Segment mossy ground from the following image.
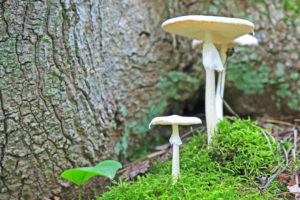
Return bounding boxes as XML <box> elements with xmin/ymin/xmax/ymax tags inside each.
<box><xmin>98</xmin><ymin>118</ymin><xmax>292</xmax><ymax>199</ymax></box>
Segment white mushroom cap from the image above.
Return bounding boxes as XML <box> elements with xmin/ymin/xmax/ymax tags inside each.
<box><xmin>192</xmin><ymin>34</ymin><xmax>258</xmax><ymax>49</ymax></box>
<box><xmin>162</xmin><ymin>15</ymin><xmax>254</xmax><ymax>44</ymax></box>
<box><xmin>233</xmin><ymin>34</ymin><xmax>258</xmax><ymax>46</ymax></box>
<box><xmin>149</xmin><ymin>115</ymin><xmax>202</xmax><ymax>128</ymax></box>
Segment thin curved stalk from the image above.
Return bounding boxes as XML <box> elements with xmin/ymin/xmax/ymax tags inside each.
<box><xmin>216</xmin><ymin>45</ymin><xmax>227</xmax><ymax>121</ymax></box>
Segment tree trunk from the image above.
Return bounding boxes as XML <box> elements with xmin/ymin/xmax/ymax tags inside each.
<box><xmin>0</xmin><ymin>0</ymin><xmax>299</xmax><ymax>199</ymax></box>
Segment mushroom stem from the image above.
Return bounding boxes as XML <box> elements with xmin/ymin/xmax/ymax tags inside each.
<box><xmin>172</xmin><ymin>144</ymin><xmax>180</xmax><ymax>182</ymax></box>
<box><xmin>202</xmin><ymin>33</ymin><xmax>223</xmax><ymax>146</ymax></box>
<box><xmin>205</xmin><ymin>68</ymin><xmax>217</xmax><ymax>145</ymax></box>
<box><xmin>170</xmin><ymin>124</ymin><xmax>181</xmax><ymax>183</ymax></box>
<box><xmin>216</xmin><ymin>45</ymin><xmax>227</xmax><ymax>121</ymax></box>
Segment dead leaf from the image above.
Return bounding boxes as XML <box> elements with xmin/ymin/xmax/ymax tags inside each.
<box><xmin>155</xmin><ymin>143</ymin><xmax>170</xmax><ymax>151</ymax></box>
<box><xmin>279</xmin><ymin>173</ymin><xmax>290</xmax><ymax>183</ymax></box>
<box><xmin>120</xmin><ymin>160</ymin><xmax>150</xmax><ymax>180</ymax></box>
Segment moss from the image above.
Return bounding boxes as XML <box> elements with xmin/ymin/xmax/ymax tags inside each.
<box><xmin>4</xmin><ymin>10</ymin><xmax>10</xmax><ymax>22</ymax></box>
<box><xmin>114</xmin><ymin>101</ymin><xmax>168</xmax><ymax>157</ymax></box>
<box><xmin>100</xmin><ymin>119</ymin><xmax>288</xmax><ymax>199</ymax></box>
<box><xmin>114</xmin><ymin>124</ymin><xmax>130</xmax><ymax>156</ymax></box>
<box><xmin>0</xmin><ymin>37</ymin><xmax>22</xmax><ymax>80</ymax></box>
<box><xmin>283</xmin><ymin>0</ymin><xmax>300</xmax><ymax>17</ymax></box>
<box><xmin>127</xmin><ymin>71</ymin><xmax>200</xmax><ymax>139</ymax></box>
<box><xmin>115</xmin><ymin>101</ymin><xmax>167</xmax><ymax>156</ymax></box>
<box><xmin>158</xmin><ymin>71</ymin><xmax>201</xmax><ymax>100</ymax></box>
<box><xmin>227</xmin><ymin>47</ymin><xmax>300</xmax><ymax>111</ymax></box>
<box><xmin>130</xmin><ymin>100</ymin><xmax>167</xmax><ymax>136</ymax></box>
<box><xmin>227</xmin><ymin>47</ymin><xmax>268</xmax><ymax>95</ymax></box>
<box><xmin>211</xmin><ymin>119</ymin><xmax>284</xmax><ymax>176</ymax></box>
<box><xmin>118</xmin><ymin>104</ymin><xmax>127</xmax><ymax>117</ymax></box>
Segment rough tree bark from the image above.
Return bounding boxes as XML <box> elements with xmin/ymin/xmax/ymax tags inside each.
<box><xmin>0</xmin><ymin>0</ymin><xmax>299</xmax><ymax>199</ymax></box>
<box><xmin>0</xmin><ymin>0</ymin><xmax>201</xmax><ymax>199</ymax></box>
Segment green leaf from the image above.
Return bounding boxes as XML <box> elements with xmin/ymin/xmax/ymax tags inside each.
<box><xmin>61</xmin><ymin>160</ymin><xmax>122</xmax><ymax>186</ymax></box>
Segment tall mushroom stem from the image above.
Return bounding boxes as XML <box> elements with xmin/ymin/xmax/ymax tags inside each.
<box><xmin>205</xmin><ymin>69</ymin><xmax>217</xmax><ymax>145</ymax></box>
<box><xmin>202</xmin><ymin>32</ymin><xmax>223</xmax><ymax>145</ymax></box>
<box><xmin>216</xmin><ymin>45</ymin><xmax>227</xmax><ymax>121</ymax></box>
<box><xmin>170</xmin><ymin>124</ymin><xmax>181</xmax><ymax>183</ymax></box>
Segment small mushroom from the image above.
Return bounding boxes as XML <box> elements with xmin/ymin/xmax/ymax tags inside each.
<box><xmin>192</xmin><ymin>34</ymin><xmax>258</xmax><ymax>121</ymax></box>
<box><xmin>162</xmin><ymin>15</ymin><xmax>254</xmax><ymax>145</ymax></box>
<box><xmin>149</xmin><ymin>115</ymin><xmax>201</xmax><ymax>182</ymax></box>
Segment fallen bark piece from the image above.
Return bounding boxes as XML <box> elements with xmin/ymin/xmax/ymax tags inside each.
<box><xmin>279</xmin><ymin>173</ymin><xmax>290</xmax><ymax>183</ymax></box>
<box><xmin>120</xmin><ymin>160</ymin><xmax>150</xmax><ymax>180</ymax></box>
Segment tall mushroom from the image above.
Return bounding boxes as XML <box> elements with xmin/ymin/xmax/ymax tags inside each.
<box><xmin>161</xmin><ymin>15</ymin><xmax>254</xmax><ymax>145</ymax></box>
<box><xmin>149</xmin><ymin>115</ymin><xmax>201</xmax><ymax>182</ymax></box>
<box><xmin>192</xmin><ymin>34</ymin><xmax>258</xmax><ymax>121</ymax></box>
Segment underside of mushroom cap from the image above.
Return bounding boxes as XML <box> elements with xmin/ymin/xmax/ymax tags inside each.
<box><xmin>192</xmin><ymin>34</ymin><xmax>258</xmax><ymax>49</ymax></box>
<box><xmin>162</xmin><ymin>15</ymin><xmax>254</xmax><ymax>43</ymax></box>
<box><xmin>149</xmin><ymin>115</ymin><xmax>202</xmax><ymax>128</ymax></box>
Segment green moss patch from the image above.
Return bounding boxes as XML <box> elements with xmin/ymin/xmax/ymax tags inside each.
<box><xmin>100</xmin><ymin>119</ymin><xmax>288</xmax><ymax>199</ymax></box>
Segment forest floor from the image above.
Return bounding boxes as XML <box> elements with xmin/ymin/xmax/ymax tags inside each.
<box><xmin>104</xmin><ymin>115</ymin><xmax>300</xmax><ymax>199</ymax></box>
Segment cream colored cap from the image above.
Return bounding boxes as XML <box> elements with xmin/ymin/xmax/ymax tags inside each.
<box><xmin>162</xmin><ymin>15</ymin><xmax>254</xmax><ymax>44</ymax></box>
<box><xmin>149</xmin><ymin>115</ymin><xmax>202</xmax><ymax>128</ymax></box>
<box><xmin>192</xmin><ymin>34</ymin><xmax>258</xmax><ymax>49</ymax></box>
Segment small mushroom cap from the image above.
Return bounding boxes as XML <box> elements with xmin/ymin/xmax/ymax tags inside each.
<box><xmin>233</xmin><ymin>34</ymin><xmax>258</xmax><ymax>46</ymax></box>
<box><xmin>192</xmin><ymin>34</ymin><xmax>258</xmax><ymax>49</ymax></box>
<box><xmin>149</xmin><ymin>115</ymin><xmax>202</xmax><ymax>128</ymax></box>
<box><xmin>162</xmin><ymin>15</ymin><xmax>254</xmax><ymax>44</ymax></box>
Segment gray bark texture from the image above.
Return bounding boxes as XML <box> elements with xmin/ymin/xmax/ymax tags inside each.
<box><xmin>0</xmin><ymin>0</ymin><xmax>299</xmax><ymax>199</ymax></box>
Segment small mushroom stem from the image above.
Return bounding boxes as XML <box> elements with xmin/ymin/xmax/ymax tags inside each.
<box><xmin>172</xmin><ymin>144</ymin><xmax>180</xmax><ymax>181</ymax></box>
<box><xmin>205</xmin><ymin>68</ymin><xmax>217</xmax><ymax>145</ymax></box>
<box><xmin>170</xmin><ymin>124</ymin><xmax>181</xmax><ymax>183</ymax></box>
<box><xmin>216</xmin><ymin>45</ymin><xmax>227</xmax><ymax>121</ymax></box>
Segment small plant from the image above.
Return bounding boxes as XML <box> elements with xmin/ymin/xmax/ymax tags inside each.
<box><xmin>61</xmin><ymin>160</ymin><xmax>122</xmax><ymax>200</ymax></box>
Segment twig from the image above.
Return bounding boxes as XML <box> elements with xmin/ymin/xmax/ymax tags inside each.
<box><xmin>261</xmin><ymin>129</ymin><xmax>276</xmax><ymax>159</ymax></box>
<box><xmin>279</xmin><ymin>132</ymin><xmax>294</xmax><ymax>167</ymax></box>
<box><xmin>293</xmin><ymin>127</ymin><xmax>299</xmax><ymax>187</ymax></box>
<box><xmin>263</xmin><ymin>129</ymin><xmax>276</xmax><ymax>143</ymax></box>
<box><xmin>281</xmin><ymin>144</ymin><xmax>291</xmax><ymax>167</ymax></box>
<box><xmin>181</xmin><ymin>126</ymin><xmax>203</xmax><ymax>139</ymax></box>
<box><xmin>268</xmin><ymin>192</ymin><xmax>300</xmax><ymax>199</ymax></box>
<box><xmin>278</xmin><ymin>142</ymin><xmax>289</xmax><ymax>166</ymax></box>
<box><xmin>261</xmin><ymin>129</ymin><xmax>284</xmax><ymax>169</ymax></box>
<box><xmin>147</xmin><ymin>149</ymin><xmax>168</xmax><ymax>159</ymax></box>
<box><xmin>281</xmin><ymin>134</ymin><xmax>293</xmax><ymax>143</ymax></box>
<box><xmin>258</xmin><ymin>128</ymin><xmax>295</xmax><ymax>191</ymax></box>
<box><xmin>264</xmin><ymin>119</ymin><xmax>295</xmax><ymax>126</ymax></box>
<box><xmin>259</xmin><ymin>166</ymin><xmax>289</xmax><ymax>190</ymax></box>
<box><xmin>243</xmin><ymin>161</ymin><xmax>263</xmax><ymax>194</ymax></box>
<box><xmin>222</xmin><ymin>99</ymin><xmax>240</xmax><ymax>119</ymax></box>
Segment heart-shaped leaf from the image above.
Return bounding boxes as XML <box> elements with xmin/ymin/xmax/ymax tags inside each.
<box><xmin>61</xmin><ymin>160</ymin><xmax>122</xmax><ymax>186</ymax></box>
